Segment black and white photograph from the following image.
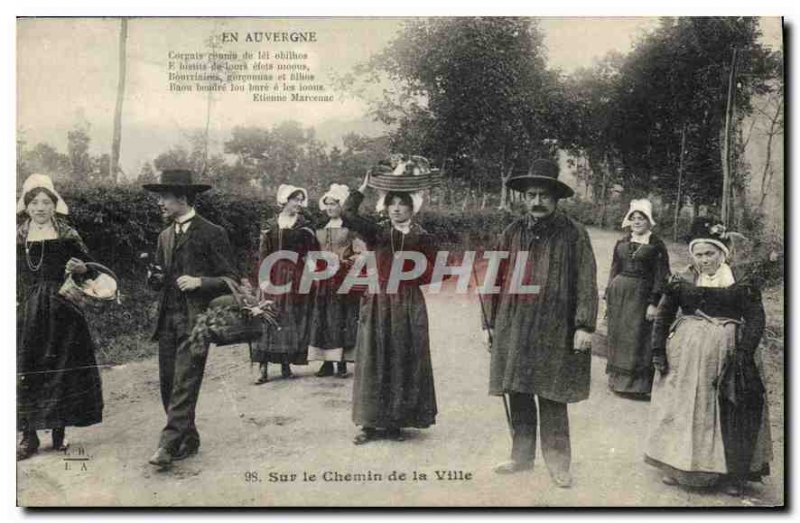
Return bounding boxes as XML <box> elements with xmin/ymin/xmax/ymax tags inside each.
<box><xmin>14</xmin><ymin>15</ymin><xmax>785</xmax><ymax>508</ymax></box>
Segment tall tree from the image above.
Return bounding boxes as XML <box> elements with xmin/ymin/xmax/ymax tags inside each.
<box><xmin>604</xmin><ymin>17</ymin><xmax>779</xmax><ymax>213</ymax></box>
<box><xmin>349</xmin><ymin>17</ymin><xmax>561</xmax><ymax>208</ymax></box>
<box><xmin>110</xmin><ymin>18</ymin><xmax>128</xmax><ymax>183</ymax></box>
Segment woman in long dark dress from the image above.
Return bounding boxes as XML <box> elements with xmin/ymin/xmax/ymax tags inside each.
<box><xmin>645</xmin><ymin>218</ymin><xmax>771</xmax><ymax>496</ymax></box>
<box><xmin>343</xmin><ymin>172</ymin><xmax>438</xmax><ymax>444</ymax></box>
<box><xmin>253</xmin><ymin>184</ymin><xmax>319</xmax><ymax>383</ymax></box>
<box><xmin>17</xmin><ymin>174</ymin><xmax>104</xmax><ymax>460</ymax></box>
<box><xmin>605</xmin><ymin>199</ymin><xmax>670</xmax><ymax>395</ymax></box>
<box><xmin>308</xmin><ymin>183</ymin><xmax>364</xmax><ymax>378</ymax></box>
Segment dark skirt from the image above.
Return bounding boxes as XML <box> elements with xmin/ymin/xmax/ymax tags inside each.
<box><xmin>605</xmin><ymin>274</ymin><xmax>654</xmax><ymax>393</ymax></box>
<box><xmin>352</xmin><ymin>287</ymin><xmax>437</xmax><ymax>429</ymax></box>
<box><xmin>17</xmin><ymin>282</ymin><xmax>104</xmax><ymax>431</ymax></box>
<box><xmin>251</xmin><ymin>292</ymin><xmax>311</xmax><ymax>365</ymax></box>
<box><xmin>308</xmin><ymin>278</ymin><xmax>360</xmax><ymax>354</ymax></box>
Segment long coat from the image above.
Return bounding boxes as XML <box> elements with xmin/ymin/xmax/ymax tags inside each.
<box><xmin>151</xmin><ymin>214</ymin><xmax>239</xmax><ymax>340</ymax></box>
<box><xmin>487</xmin><ymin>211</ymin><xmax>598</xmax><ymax>403</ymax></box>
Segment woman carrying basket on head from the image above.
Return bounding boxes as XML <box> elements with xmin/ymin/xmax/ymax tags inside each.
<box><xmin>343</xmin><ymin>156</ymin><xmax>441</xmax><ymax>445</ymax></box>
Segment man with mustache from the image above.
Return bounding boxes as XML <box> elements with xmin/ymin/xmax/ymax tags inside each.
<box><xmin>143</xmin><ymin>170</ymin><xmax>238</xmax><ymax>467</ymax></box>
<box><xmin>483</xmin><ymin>159</ymin><xmax>598</xmax><ymax>488</ymax></box>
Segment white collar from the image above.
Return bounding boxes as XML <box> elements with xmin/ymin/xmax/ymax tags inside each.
<box><xmin>174</xmin><ymin>208</ymin><xmax>196</xmax><ymax>232</ymax></box>
<box><xmin>392</xmin><ymin>221</ymin><xmax>412</xmax><ymax>235</ymax></box>
<box><xmin>27</xmin><ymin>220</ymin><xmax>58</xmax><ymax>241</ymax></box>
<box><xmin>696</xmin><ymin>263</ymin><xmax>736</xmax><ymax>288</ymax></box>
<box><xmin>324</xmin><ymin>218</ymin><xmax>343</xmax><ymax>229</ymax></box>
<box><xmin>630</xmin><ymin>231</ymin><xmax>652</xmax><ymax>245</ymax></box>
<box><xmin>278</xmin><ymin>213</ymin><xmax>298</xmax><ymax>229</ymax></box>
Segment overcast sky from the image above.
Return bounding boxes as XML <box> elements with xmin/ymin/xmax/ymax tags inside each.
<box><xmin>17</xmin><ymin>17</ymin><xmax>782</xmax><ymax>177</ymax></box>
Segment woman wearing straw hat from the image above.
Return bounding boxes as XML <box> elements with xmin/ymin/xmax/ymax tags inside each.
<box><xmin>343</xmin><ymin>156</ymin><xmax>440</xmax><ymax>445</ymax></box>
<box><xmin>307</xmin><ymin>183</ymin><xmax>365</xmax><ymax>379</ymax></box>
<box><xmin>252</xmin><ymin>184</ymin><xmax>319</xmax><ymax>383</ymax></box>
<box><xmin>645</xmin><ymin>217</ymin><xmax>771</xmax><ymax>496</ymax></box>
<box><xmin>16</xmin><ymin>174</ymin><xmax>104</xmax><ymax>460</ymax></box>
<box><xmin>604</xmin><ymin>199</ymin><xmax>670</xmax><ymax>396</ymax></box>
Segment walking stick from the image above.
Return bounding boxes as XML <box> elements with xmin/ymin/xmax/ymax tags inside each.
<box><xmin>471</xmin><ymin>254</ymin><xmax>514</xmax><ymax>440</ymax></box>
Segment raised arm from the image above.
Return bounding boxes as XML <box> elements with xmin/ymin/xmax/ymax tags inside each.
<box><xmin>342</xmin><ymin>189</ymin><xmax>380</xmax><ymax>244</ymax></box>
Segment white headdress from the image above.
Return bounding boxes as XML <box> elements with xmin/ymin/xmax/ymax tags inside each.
<box><xmin>621</xmin><ymin>199</ymin><xmax>656</xmax><ymax>228</ymax></box>
<box><xmin>318</xmin><ymin>183</ymin><xmax>350</xmax><ymax>210</ymax></box>
<box><xmin>17</xmin><ymin>173</ymin><xmax>69</xmax><ymax>215</ymax></box>
<box><xmin>276</xmin><ymin>184</ymin><xmax>308</xmax><ymax>207</ymax></box>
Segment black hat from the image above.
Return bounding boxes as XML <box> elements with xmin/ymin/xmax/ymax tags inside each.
<box><xmin>687</xmin><ymin>216</ymin><xmax>731</xmax><ymax>256</ymax></box>
<box><xmin>506</xmin><ymin>159</ymin><xmax>574</xmax><ymax>199</ymax></box>
<box><xmin>142</xmin><ymin>169</ymin><xmax>212</xmax><ymax>193</ymax></box>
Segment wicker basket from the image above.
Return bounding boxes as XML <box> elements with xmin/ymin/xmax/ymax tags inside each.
<box><xmin>367</xmin><ymin>170</ymin><xmax>443</xmax><ymax>192</ymax></box>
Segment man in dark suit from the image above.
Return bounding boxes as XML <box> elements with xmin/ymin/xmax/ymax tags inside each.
<box><xmin>143</xmin><ymin>170</ymin><xmax>238</xmax><ymax>467</ymax></box>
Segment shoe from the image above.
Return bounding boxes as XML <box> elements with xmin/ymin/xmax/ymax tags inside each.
<box><xmin>52</xmin><ymin>427</ymin><xmax>69</xmax><ymax>451</ymax></box>
<box><xmin>353</xmin><ymin>428</ymin><xmax>379</xmax><ymax>446</ymax></box>
<box><xmin>336</xmin><ymin>362</ymin><xmax>350</xmax><ymax>378</ymax></box>
<box><xmin>172</xmin><ymin>441</ymin><xmax>199</xmax><ymax>461</ymax></box>
<box><xmin>661</xmin><ymin>475</ymin><xmax>678</xmax><ymax>486</ymax></box>
<box><xmin>281</xmin><ymin>364</ymin><xmax>294</xmax><ymax>379</ymax></box>
<box><xmin>148</xmin><ymin>447</ymin><xmax>172</xmax><ymax>467</ymax></box>
<box><xmin>724</xmin><ymin>481</ymin><xmax>744</xmax><ymax>497</ymax></box>
<box><xmin>17</xmin><ymin>431</ymin><xmax>39</xmax><ymax>461</ymax></box>
<box><xmin>493</xmin><ymin>460</ymin><xmax>534</xmax><ymax>474</ymax></box>
<box><xmin>385</xmin><ymin>428</ymin><xmax>407</xmax><ymax>442</ymax></box>
<box><xmin>254</xmin><ymin>373</ymin><xmax>269</xmax><ymax>385</ymax></box>
<box><xmin>550</xmin><ymin>471</ymin><xmax>573</xmax><ymax>488</ymax></box>
<box><xmin>315</xmin><ymin>362</ymin><xmax>334</xmax><ymax>377</ymax></box>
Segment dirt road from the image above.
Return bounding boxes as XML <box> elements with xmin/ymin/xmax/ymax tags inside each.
<box><xmin>17</xmin><ymin>228</ymin><xmax>784</xmax><ymax>507</ymax></box>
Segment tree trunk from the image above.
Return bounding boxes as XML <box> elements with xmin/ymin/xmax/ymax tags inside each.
<box><xmin>109</xmin><ymin>18</ymin><xmax>128</xmax><ymax>184</ymax></box>
<box><xmin>673</xmin><ymin>124</ymin><xmax>687</xmax><ymax>241</ymax></box>
<box><xmin>499</xmin><ymin>164</ymin><xmax>513</xmax><ymax>210</ymax></box>
<box><xmin>721</xmin><ymin>47</ymin><xmax>738</xmax><ymax>224</ymax></box>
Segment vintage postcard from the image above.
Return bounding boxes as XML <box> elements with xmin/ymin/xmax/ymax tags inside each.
<box><xmin>15</xmin><ymin>16</ymin><xmax>784</xmax><ymax>507</ymax></box>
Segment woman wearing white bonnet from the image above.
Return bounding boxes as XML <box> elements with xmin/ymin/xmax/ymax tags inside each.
<box><xmin>251</xmin><ymin>184</ymin><xmax>319</xmax><ymax>383</ymax></box>
<box><xmin>307</xmin><ymin>183</ymin><xmax>365</xmax><ymax>378</ymax></box>
<box><xmin>16</xmin><ymin>174</ymin><xmax>105</xmax><ymax>460</ymax></box>
<box><xmin>604</xmin><ymin>198</ymin><xmax>670</xmax><ymax>396</ymax></box>
<box><xmin>645</xmin><ymin>217</ymin><xmax>771</xmax><ymax>495</ymax></box>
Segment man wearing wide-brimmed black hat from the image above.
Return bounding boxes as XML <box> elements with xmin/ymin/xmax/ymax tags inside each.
<box><xmin>482</xmin><ymin>158</ymin><xmax>598</xmax><ymax>488</ymax></box>
<box><xmin>143</xmin><ymin>170</ymin><xmax>238</xmax><ymax>467</ymax></box>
